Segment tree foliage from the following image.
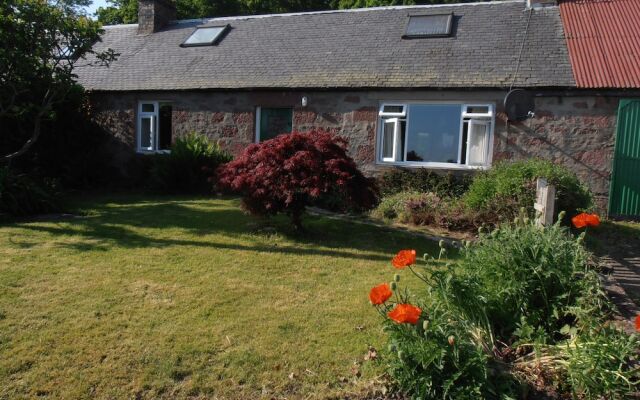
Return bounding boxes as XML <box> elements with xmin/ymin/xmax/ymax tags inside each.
<box><xmin>0</xmin><ymin>0</ymin><xmax>116</xmax><ymax>162</ymax></box>
<box><xmin>96</xmin><ymin>0</ymin><xmax>486</xmax><ymax>24</ymax></box>
<box><xmin>215</xmin><ymin>130</ymin><xmax>379</xmax><ymax>229</ymax></box>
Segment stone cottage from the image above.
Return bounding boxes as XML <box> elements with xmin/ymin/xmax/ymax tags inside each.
<box><xmin>76</xmin><ymin>0</ymin><xmax>640</xmax><ymax>217</ymax></box>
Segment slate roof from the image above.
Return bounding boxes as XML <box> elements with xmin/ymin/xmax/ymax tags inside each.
<box><xmin>76</xmin><ymin>0</ymin><xmax>576</xmax><ymax>91</ymax></box>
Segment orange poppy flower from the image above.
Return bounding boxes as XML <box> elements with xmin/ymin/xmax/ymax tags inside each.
<box><xmin>635</xmin><ymin>315</ymin><xmax>640</xmax><ymax>332</ymax></box>
<box><xmin>388</xmin><ymin>304</ymin><xmax>421</xmax><ymax>324</ymax></box>
<box><xmin>392</xmin><ymin>250</ymin><xmax>417</xmax><ymax>269</ymax></box>
<box><xmin>571</xmin><ymin>213</ymin><xmax>600</xmax><ymax>229</ymax></box>
<box><xmin>369</xmin><ymin>283</ymin><xmax>393</xmax><ymax>305</ymax></box>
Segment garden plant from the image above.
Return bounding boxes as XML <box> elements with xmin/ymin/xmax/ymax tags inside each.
<box><xmin>370</xmin><ymin>211</ymin><xmax>639</xmax><ymax>399</ymax></box>
<box><xmin>149</xmin><ymin>133</ymin><xmax>232</xmax><ymax>194</ymax></box>
<box><xmin>372</xmin><ymin>159</ymin><xmax>594</xmax><ymax>233</ymax></box>
<box><xmin>216</xmin><ymin>130</ymin><xmax>379</xmax><ymax>229</ymax></box>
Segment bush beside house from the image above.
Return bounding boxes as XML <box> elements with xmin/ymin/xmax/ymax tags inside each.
<box><xmin>216</xmin><ymin>130</ymin><xmax>379</xmax><ymax>229</ymax></box>
<box><xmin>149</xmin><ymin>133</ymin><xmax>232</xmax><ymax>194</ymax></box>
<box><xmin>373</xmin><ymin>160</ymin><xmax>594</xmax><ymax>232</ymax></box>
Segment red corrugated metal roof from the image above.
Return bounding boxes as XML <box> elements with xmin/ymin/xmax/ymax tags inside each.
<box><xmin>559</xmin><ymin>0</ymin><xmax>640</xmax><ymax>88</ymax></box>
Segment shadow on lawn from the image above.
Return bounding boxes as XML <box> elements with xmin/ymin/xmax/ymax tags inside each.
<box><xmin>11</xmin><ymin>197</ymin><xmax>439</xmax><ymax>262</ymax></box>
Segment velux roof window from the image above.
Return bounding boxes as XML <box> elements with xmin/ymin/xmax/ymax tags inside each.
<box><xmin>181</xmin><ymin>24</ymin><xmax>229</xmax><ymax>47</ymax></box>
<box><xmin>404</xmin><ymin>13</ymin><xmax>453</xmax><ymax>38</ymax></box>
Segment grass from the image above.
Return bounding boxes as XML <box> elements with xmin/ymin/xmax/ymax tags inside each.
<box><xmin>0</xmin><ymin>195</ymin><xmax>441</xmax><ymax>399</ymax></box>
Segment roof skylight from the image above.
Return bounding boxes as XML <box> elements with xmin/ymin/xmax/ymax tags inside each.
<box><xmin>181</xmin><ymin>25</ymin><xmax>229</xmax><ymax>47</ymax></box>
<box><xmin>404</xmin><ymin>13</ymin><xmax>453</xmax><ymax>38</ymax></box>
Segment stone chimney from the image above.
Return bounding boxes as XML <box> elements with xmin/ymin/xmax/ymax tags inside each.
<box><xmin>137</xmin><ymin>0</ymin><xmax>176</xmax><ymax>35</ymax></box>
<box><xmin>527</xmin><ymin>0</ymin><xmax>557</xmax><ymax>8</ymax></box>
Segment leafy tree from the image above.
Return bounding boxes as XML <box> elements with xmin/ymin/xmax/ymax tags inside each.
<box><xmin>216</xmin><ymin>130</ymin><xmax>379</xmax><ymax>230</ymax></box>
<box><xmin>0</xmin><ymin>0</ymin><xmax>117</xmax><ymax>163</ymax></box>
<box><xmin>334</xmin><ymin>0</ymin><xmax>486</xmax><ymax>8</ymax></box>
<box><xmin>96</xmin><ymin>0</ymin><xmax>485</xmax><ymax>24</ymax></box>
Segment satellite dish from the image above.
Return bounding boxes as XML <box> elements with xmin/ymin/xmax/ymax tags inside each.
<box><xmin>504</xmin><ymin>89</ymin><xmax>535</xmax><ymax>121</ymax></box>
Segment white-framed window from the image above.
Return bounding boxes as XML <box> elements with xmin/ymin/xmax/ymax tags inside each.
<box><xmin>255</xmin><ymin>107</ymin><xmax>293</xmax><ymax>142</ymax></box>
<box><xmin>377</xmin><ymin>102</ymin><xmax>494</xmax><ymax>169</ymax></box>
<box><xmin>137</xmin><ymin>101</ymin><xmax>172</xmax><ymax>152</ymax></box>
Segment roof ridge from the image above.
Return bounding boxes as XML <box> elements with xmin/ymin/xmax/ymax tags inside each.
<box><xmin>102</xmin><ymin>0</ymin><xmax>524</xmax><ymax>29</ymax></box>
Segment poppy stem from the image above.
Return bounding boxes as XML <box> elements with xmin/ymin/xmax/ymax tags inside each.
<box><xmin>408</xmin><ymin>265</ymin><xmax>429</xmax><ymax>284</ymax></box>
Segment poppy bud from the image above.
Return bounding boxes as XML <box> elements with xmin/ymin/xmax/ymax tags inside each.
<box><xmin>448</xmin><ymin>336</ymin><xmax>455</xmax><ymax>346</ymax></box>
<box><xmin>558</xmin><ymin>211</ymin><xmax>566</xmax><ymax>221</ymax></box>
<box><xmin>439</xmin><ymin>240</ymin><xmax>445</xmax><ymax>249</ymax></box>
<box><xmin>397</xmin><ymin>350</ymin><xmax>405</xmax><ymax>360</ymax></box>
<box><xmin>390</xmin><ymin>282</ymin><xmax>397</xmax><ymax>291</ymax></box>
<box><xmin>394</xmin><ymin>274</ymin><xmax>401</xmax><ymax>282</ymax></box>
<box><xmin>422</xmin><ymin>320</ymin><xmax>429</xmax><ymax>331</ymax></box>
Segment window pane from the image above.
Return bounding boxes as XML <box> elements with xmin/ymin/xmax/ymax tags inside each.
<box><xmin>382</xmin><ymin>120</ymin><xmax>395</xmax><ymax>159</ymax></box>
<box><xmin>382</xmin><ymin>105</ymin><xmax>404</xmax><ymax>114</ymax></box>
<box><xmin>405</xmin><ymin>14</ymin><xmax>452</xmax><ymax>38</ymax></box>
<box><xmin>158</xmin><ymin>104</ymin><xmax>172</xmax><ymax>151</ymax></box>
<box><xmin>183</xmin><ymin>26</ymin><xmax>225</xmax><ymax>46</ymax></box>
<box><xmin>465</xmin><ymin>105</ymin><xmax>490</xmax><ymax>114</ymax></box>
<box><xmin>406</xmin><ymin>104</ymin><xmax>461</xmax><ymax>163</ymax></box>
<box><xmin>467</xmin><ymin>121</ymin><xmax>489</xmax><ymax>166</ymax></box>
<box><xmin>260</xmin><ymin>108</ymin><xmax>293</xmax><ymax>142</ymax></box>
<box><xmin>140</xmin><ymin>117</ymin><xmax>153</xmax><ymax>149</ymax></box>
<box><xmin>141</xmin><ymin>103</ymin><xmax>155</xmax><ymax>113</ymax></box>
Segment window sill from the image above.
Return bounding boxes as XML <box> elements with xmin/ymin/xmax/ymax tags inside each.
<box><xmin>375</xmin><ymin>161</ymin><xmax>490</xmax><ymax>171</ymax></box>
<box><xmin>136</xmin><ymin>149</ymin><xmax>171</xmax><ymax>155</ymax></box>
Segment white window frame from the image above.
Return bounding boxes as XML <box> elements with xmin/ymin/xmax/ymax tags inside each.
<box><xmin>381</xmin><ymin>118</ymin><xmax>403</xmax><ymax>162</ymax></box>
<box><xmin>379</xmin><ymin>104</ymin><xmax>407</xmax><ymax>117</ymax></box>
<box><xmin>137</xmin><ymin>101</ymin><xmax>171</xmax><ymax>153</ymax></box>
<box><xmin>376</xmin><ymin>102</ymin><xmax>495</xmax><ymax>170</ymax></box>
<box><xmin>255</xmin><ymin>106</ymin><xmax>294</xmax><ymax>143</ymax></box>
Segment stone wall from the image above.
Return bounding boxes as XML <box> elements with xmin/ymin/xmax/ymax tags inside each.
<box><xmin>90</xmin><ymin>89</ymin><xmax>620</xmax><ymax>209</ymax></box>
<box><xmin>493</xmin><ymin>96</ymin><xmax>618</xmax><ymax>210</ymax></box>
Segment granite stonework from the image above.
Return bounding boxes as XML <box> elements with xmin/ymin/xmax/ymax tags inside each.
<box><xmin>89</xmin><ymin>90</ymin><xmax>619</xmax><ymax>209</ymax></box>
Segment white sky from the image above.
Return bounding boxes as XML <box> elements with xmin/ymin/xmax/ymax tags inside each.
<box><xmin>84</xmin><ymin>0</ymin><xmax>109</xmax><ymax>17</ymax></box>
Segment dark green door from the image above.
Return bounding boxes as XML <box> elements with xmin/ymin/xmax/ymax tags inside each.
<box><xmin>609</xmin><ymin>100</ymin><xmax>640</xmax><ymax>218</ymax></box>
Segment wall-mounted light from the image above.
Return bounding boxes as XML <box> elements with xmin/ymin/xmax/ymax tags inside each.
<box><xmin>301</xmin><ymin>96</ymin><xmax>308</xmax><ymax>107</ymax></box>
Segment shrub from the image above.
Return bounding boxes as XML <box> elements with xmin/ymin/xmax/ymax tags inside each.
<box><xmin>150</xmin><ymin>133</ymin><xmax>232</xmax><ymax>194</ymax></box>
<box><xmin>215</xmin><ymin>130</ymin><xmax>379</xmax><ymax>229</ymax></box>
<box><xmin>5</xmin><ymin>86</ymin><xmax>124</xmax><ymax>190</ymax></box>
<box><xmin>371</xmin><ymin>191</ymin><xmax>423</xmax><ymax>220</ymax></box>
<box><xmin>372</xmin><ymin>192</ymin><xmax>511</xmax><ymax>232</ymax></box>
<box><xmin>463</xmin><ymin>159</ymin><xmax>593</xmax><ymax>221</ymax></box>
<box><xmin>0</xmin><ymin>167</ymin><xmax>61</xmax><ymax>217</ymax></box>
<box><xmin>378</xmin><ymin>168</ymin><xmax>471</xmax><ymax>198</ymax></box>
<box><xmin>370</xmin><ymin>218</ymin><xmax>639</xmax><ymax>399</ymax></box>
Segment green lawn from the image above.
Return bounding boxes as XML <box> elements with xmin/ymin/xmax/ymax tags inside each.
<box><xmin>0</xmin><ymin>196</ymin><xmax>440</xmax><ymax>399</ymax></box>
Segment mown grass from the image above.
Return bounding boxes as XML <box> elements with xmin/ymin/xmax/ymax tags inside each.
<box><xmin>0</xmin><ymin>195</ymin><xmax>441</xmax><ymax>399</ymax></box>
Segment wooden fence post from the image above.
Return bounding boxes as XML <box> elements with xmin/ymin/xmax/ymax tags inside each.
<box><xmin>534</xmin><ymin>178</ymin><xmax>556</xmax><ymax>227</ymax></box>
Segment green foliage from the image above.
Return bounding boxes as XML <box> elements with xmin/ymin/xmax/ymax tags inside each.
<box><xmin>378</xmin><ymin>169</ymin><xmax>471</xmax><ymax>198</ymax></box>
<box><xmin>96</xmin><ymin>0</ymin><xmax>487</xmax><ymax>24</ymax></box>
<box><xmin>0</xmin><ymin>0</ymin><xmax>116</xmax><ymax>162</ymax></box>
<box><xmin>378</xmin><ymin>219</ymin><xmax>639</xmax><ymax>398</ymax></box>
<box><xmin>371</xmin><ymin>191</ymin><xmax>422</xmax><ymax>220</ymax></box>
<box><xmin>97</xmin><ymin>0</ymin><xmax>331</xmax><ymax>24</ymax></box>
<box><xmin>335</xmin><ymin>0</ymin><xmax>482</xmax><ymax>9</ymax></box>
<box><xmin>0</xmin><ymin>167</ymin><xmax>61</xmax><ymax>217</ymax></box>
<box><xmin>149</xmin><ymin>133</ymin><xmax>232</xmax><ymax>194</ymax></box>
<box><xmin>463</xmin><ymin>160</ymin><xmax>593</xmax><ymax>221</ymax></box>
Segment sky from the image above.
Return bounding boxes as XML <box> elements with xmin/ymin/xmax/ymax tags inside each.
<box><xmin>84</xmin><ymin>0</ymin><xmax>109</xmax><ymax>17</ymax></box>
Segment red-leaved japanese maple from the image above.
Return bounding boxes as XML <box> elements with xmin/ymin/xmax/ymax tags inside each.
<box><xmin>215</xmin><ymin>130</ymin><xmax>378</xmax><ymax>229</ymax></box>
